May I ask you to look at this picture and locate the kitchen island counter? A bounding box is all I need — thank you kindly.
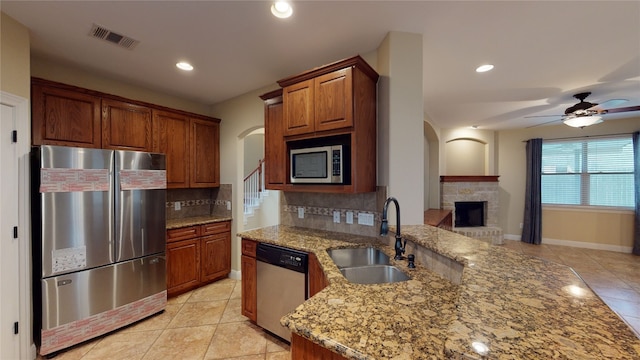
[237,225,640,359]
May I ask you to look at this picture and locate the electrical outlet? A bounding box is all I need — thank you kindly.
[346,211,354,224]
[298,207,304,219]
[358,212,374,226]
[174,202,181,211]
[333,211,340,223]
[519,223,523,229]
[226,201,231,210]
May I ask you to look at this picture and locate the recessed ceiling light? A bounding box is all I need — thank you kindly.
[176,62,194,71]
[271,1,293,18]
[475,64,494,73]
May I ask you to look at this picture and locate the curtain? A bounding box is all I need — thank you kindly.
[522,138,543,245]
[633,131,640,255]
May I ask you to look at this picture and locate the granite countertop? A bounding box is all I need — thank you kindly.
[237,225,640,359]
[166,215,233,229]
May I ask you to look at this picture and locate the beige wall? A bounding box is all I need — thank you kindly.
[210,83,279,272]
[30,56,211,116]
[377,32,424,225]
[497,117,639,251]
[1,12,30,97]
[445,139,486,175]
[441,127,497,175]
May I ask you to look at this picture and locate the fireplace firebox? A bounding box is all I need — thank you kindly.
[455,201,485,227]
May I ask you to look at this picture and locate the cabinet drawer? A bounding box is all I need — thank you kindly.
[242,239,257,257]
[201,221,231,235]
[167,226,201,242]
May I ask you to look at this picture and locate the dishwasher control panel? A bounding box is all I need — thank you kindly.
[256,243,308,273]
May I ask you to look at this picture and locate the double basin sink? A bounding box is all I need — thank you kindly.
[327,247,410,284]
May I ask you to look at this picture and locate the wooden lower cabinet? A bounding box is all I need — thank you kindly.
[308,253,328,297]
[291,334,348,360]
[167,221,231,297]
[241,239,258,322]
[201,233,231,282]
[166,239,200,295]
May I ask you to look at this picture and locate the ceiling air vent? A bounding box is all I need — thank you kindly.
[89,24,139,50]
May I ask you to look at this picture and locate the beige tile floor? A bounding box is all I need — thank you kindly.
[502,240,640,337]
[40,278,290,360]
[40,241,640,359]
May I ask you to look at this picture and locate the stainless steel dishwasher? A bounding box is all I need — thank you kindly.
[256,243,308,342]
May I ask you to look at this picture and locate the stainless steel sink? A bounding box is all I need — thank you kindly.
[327,247,390,268]
[339,265,410,284]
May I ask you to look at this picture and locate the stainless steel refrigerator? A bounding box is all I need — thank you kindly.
[31,145,167,356]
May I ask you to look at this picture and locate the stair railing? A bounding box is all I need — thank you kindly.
[243,159,265,214]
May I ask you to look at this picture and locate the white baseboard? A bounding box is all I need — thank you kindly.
[228,269,241,280]
[503,233,632,253]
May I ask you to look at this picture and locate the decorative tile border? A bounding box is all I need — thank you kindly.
[166,199,230,208]
[283,205,381,222]
[39,291,166,356]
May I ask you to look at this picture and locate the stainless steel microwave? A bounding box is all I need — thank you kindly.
[290,145,344,184]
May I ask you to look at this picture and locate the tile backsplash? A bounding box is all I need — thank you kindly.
[280,186,387,237]
[166,184,232,219]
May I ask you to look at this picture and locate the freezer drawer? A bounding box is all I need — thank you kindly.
[41,254,166,330]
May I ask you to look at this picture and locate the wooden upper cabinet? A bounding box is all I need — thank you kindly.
[283,79,314,136]
[272,55,379,193]
[314,68,353,132]
[282,68,353,136]
[32,80,102,148]
[190,118,220,188]
[102,99,152,151]
[279,57,373,138]
[260,89,286,190]
[152,110,190,188]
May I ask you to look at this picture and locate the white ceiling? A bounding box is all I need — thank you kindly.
[3,1,640,130]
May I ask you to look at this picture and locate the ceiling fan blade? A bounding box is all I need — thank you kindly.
[523,114,563,118]
[587,99,628,112]
[601,105,640,114]
[526,118,562,128]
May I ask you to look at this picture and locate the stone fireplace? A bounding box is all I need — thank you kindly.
[440,176,503,244]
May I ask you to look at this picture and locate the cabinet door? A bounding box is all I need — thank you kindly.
[264,97,286,189]
[314,67,353,132]
[167,239,200,297]
[190,118,220,187]
[153,110,190,188]
[283,79,314,136]
[241,254,257,322]
[200,232,231,283]
[31,83,102,148]
[308,253,328,297]
[102,99,152,151]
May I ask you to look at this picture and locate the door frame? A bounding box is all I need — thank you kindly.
[1,91,33,358]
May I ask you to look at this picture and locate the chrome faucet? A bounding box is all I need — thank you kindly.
[380,197,406,260]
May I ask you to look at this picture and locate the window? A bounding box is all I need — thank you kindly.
[541,135,634,208]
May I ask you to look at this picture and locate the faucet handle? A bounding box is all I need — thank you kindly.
[407,254,416,268]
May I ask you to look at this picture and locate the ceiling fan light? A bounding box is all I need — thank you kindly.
[562,115,603,128]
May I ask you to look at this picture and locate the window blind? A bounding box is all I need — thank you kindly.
[541,135,634,208]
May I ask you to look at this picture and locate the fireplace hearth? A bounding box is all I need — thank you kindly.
[455,201,485,227]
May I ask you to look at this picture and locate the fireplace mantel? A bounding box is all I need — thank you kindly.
[440,176,499,183]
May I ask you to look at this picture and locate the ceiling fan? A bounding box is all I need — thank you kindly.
[526,92,640,128]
